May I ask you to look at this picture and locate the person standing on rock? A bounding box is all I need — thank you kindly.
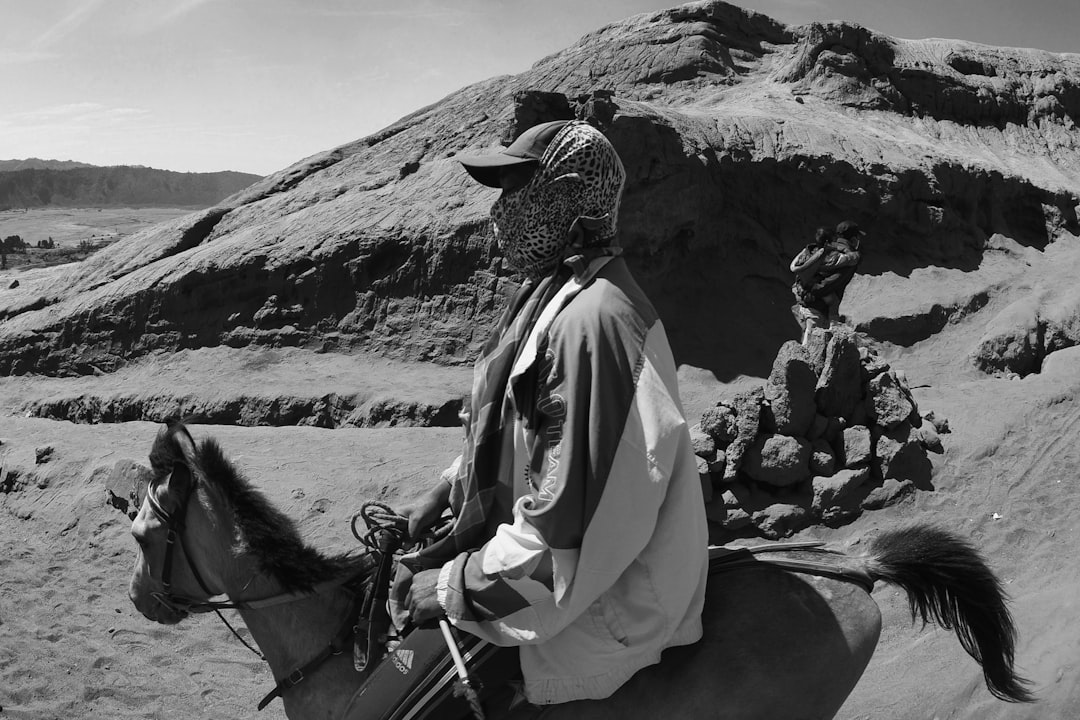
[389,119,708,713]
[790,220,865,343]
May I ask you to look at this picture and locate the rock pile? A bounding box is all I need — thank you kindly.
[693,328,948,540]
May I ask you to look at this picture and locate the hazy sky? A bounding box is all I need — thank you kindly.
[1,0,1075,175]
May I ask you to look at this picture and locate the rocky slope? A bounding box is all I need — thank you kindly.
[0,0,1077,382]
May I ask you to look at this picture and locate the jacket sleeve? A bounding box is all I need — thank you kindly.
[789,245,823,274]
[436,313,678,646]
[820,249,860,270]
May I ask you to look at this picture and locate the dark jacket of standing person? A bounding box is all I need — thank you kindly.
[791,221,864,314]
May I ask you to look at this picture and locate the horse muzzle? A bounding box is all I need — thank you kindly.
[153,591,200,622]
[128,587,191,624]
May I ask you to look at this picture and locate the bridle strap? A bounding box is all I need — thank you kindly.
[256,596,361,711]
[148,462,221,609]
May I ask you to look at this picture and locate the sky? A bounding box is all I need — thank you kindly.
[0,0,1076,176]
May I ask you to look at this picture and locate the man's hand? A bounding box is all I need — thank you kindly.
[397,467,454,540]
[404,568,443,625]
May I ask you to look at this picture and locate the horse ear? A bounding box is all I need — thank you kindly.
[165,423,198,496]
[168,458,194,497]
[173,425,198,463]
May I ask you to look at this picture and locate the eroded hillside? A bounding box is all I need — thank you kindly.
[0,0,1077,384]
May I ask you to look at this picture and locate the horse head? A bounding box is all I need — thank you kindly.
[128,422,230,624]
[129,421,376,625]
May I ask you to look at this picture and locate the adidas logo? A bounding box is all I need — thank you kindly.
[392,648,414,675]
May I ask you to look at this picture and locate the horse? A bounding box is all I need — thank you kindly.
[128,422,1034,719]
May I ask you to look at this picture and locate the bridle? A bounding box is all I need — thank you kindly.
[140,456,372,711]
[145,460,229,615]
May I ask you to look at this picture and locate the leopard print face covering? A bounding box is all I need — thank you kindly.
[491,121,626,279]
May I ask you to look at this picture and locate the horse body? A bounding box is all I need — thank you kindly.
[129,423,1031,720]
[493,569,881,720]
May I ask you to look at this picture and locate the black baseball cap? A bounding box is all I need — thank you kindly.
[836,220,865,238]
[456,120,571,188]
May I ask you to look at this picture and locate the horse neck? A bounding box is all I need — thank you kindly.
[238,585,361,719]
[188,490,363,718]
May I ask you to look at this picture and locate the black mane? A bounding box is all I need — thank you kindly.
[151,423,368,592]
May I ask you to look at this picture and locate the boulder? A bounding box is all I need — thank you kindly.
[866,370,916,430]
[861,352,890,382]
[874,422,932,485]
[763,341,818,436]
[690,426,717,459]
[718,482,751,507]
[969,295,1043,376]
[720,506,752,532]
[742,434,811,487]
[861,477,915,510]
[752,503,812,539]
[809,439,837,476]
[1,466,25,494]
[105,459,153,519]
[35,446,54,464]
[709,484,753,530]
[696,456,712,476]
[923,410,951,434]
[722,386,764,481]
[815,332,863,420]
[841,425,873,468]
[803,330,830,377]
[915,424,944,454]
[812,466,870,523]
[972,284,1080,377]
[700,404,738,446]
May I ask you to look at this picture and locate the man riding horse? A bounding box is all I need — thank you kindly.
[127,122,1034,720]
[389,119,710,713]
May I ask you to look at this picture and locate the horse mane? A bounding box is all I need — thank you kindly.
[151,422,367,593]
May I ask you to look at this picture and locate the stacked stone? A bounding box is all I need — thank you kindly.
[693,328,949,540]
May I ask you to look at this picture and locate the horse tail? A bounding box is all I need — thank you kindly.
[865,524,1034,703]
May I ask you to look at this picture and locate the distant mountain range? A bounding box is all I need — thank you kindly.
[0,159,263,208]
[0,158,96,171]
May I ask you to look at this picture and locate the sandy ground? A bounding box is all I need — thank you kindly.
[2,279,1080,719]
[0,207,193,248]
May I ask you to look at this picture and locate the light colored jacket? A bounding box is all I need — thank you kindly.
[436,256,708,704]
